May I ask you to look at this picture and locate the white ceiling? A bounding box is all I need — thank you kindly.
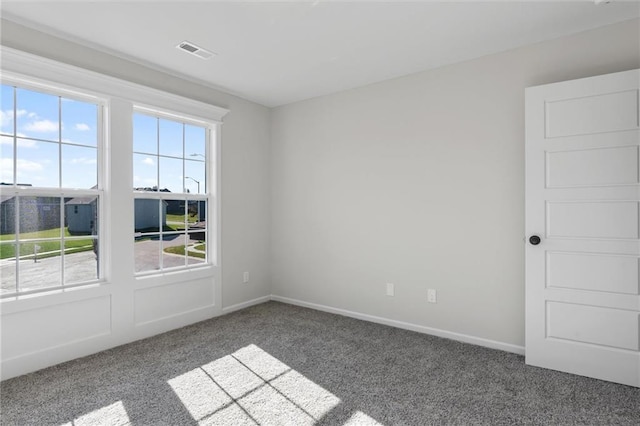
[1,1,639,107]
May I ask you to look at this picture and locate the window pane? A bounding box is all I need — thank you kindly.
[133,153,158,190]
[133,111,211,275]
[134,198,162,233]
[64,238,98,284]
[1,85,14,136]
[159,156,183,193]
[162,232,186,269]
[135,235,160,273]
[187,232,206,265]
[0,135,14,184]
[0,240,17,262]
[184,160,205,194]
[18,197,61,239]
[17,139,59,187]
[0,197,16,236]
[16,88,59,142]
[159,118,183,158]
[188,200,206,225]
[185,124,205,159]
[166,198,187,231]
[65,196,98,236]
[0,84,15,183]
[133,113,157,155]
[19,240,62,292]
[0,243,16,294]
[61,98,97,146]
[62,145,97,189]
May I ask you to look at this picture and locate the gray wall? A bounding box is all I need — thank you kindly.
[0,19,271,309]
[270,19,640,347]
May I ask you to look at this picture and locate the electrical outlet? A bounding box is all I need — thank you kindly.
[386,283,395,296]
[243,271,250,283]
[427,289,437,303]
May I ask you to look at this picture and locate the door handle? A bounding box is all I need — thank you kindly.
[529,235,541,245]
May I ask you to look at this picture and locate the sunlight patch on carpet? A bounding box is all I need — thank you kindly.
[344,410,385,425]
[168,344,342,425]
[59,401,130,426]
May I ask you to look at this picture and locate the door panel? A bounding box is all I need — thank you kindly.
[547,302,639,351]
[526,69,640,387]
[545,89,638,138]
[546,146,638,188]
[547,252,639,294]
[546,201,639,240]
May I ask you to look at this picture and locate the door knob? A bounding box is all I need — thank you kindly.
[529,235,541,245]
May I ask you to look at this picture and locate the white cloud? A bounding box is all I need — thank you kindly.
[0,158,13,181]
[69,157,97,165]
[1,158,44,182]
[0,136,38,149]
[133,175,157,186]
[17,139,36,148]
[142,157,154,165]
[23,119,59,133]
[1,110,35,129]
[0,110,12,128]
[75,123,90,131]
[16,158,43,172]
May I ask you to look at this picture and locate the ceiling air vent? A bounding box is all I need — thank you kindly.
[176,41,216,60]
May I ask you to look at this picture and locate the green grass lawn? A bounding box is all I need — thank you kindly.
[163,244,206,259]
[134,224,182,237]
[166,213,198,224]
[0,227,94,260]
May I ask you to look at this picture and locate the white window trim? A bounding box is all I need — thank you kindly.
[0,47,228,123]
[0,46,228,301]
[0,78,106,298]
[132,107,214,276]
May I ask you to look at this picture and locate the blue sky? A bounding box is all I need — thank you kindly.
[1,84,206,194]
[133,113,206,194]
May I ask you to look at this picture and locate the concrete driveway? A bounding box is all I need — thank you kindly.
[134,233,205,273]
[1,235,205,295]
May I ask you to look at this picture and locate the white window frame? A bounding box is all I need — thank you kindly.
[132,106,214,275]
[0,76,106,298]
[0,46,227,301]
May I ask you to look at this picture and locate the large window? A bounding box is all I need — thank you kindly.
[133,111,210,274]
[0,83,102,297]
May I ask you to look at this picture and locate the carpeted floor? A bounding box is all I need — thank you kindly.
[1,301,639,425]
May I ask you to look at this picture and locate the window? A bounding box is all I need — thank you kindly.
[0,83,102,297]
[132,111,210,274]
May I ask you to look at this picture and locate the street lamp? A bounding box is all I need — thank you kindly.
[185,176,201,224]
[185,176,200,194]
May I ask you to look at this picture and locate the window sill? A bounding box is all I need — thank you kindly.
[134,264,216,290]
[0,281,111,315]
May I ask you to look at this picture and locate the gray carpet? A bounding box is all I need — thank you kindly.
[1,301,639,425]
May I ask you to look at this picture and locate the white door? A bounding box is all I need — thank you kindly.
[525,69,640,387]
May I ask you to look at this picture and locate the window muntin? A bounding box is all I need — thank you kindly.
[0,83,102,297]
[133,112,209,274]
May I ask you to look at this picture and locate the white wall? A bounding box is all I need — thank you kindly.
[1,19,271,379]
[270,19,640,349]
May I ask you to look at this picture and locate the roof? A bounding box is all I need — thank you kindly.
[66,196,98,205]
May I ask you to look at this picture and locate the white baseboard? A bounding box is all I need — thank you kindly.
[270,295,525,355]
[222,295,271,315]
